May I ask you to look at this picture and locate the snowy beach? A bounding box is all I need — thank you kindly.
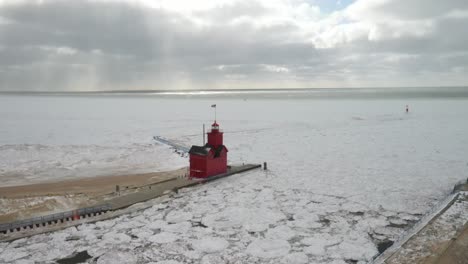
[1,89,468,263]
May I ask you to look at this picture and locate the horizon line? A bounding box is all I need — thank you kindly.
[1,85,468,94]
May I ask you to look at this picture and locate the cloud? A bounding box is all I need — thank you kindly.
[347,0,468,20]
[0,0,467,91]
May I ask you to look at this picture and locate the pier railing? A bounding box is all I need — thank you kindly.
[0,203,112,234]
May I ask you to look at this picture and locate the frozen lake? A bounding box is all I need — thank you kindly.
[1,89,468,263]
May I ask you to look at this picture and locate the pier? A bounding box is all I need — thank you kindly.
[153,136,190,153]
[373,181,468,264]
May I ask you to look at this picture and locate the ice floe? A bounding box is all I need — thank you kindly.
[149,232,179,244]
[191,237,229,253]
[246,239,291,258]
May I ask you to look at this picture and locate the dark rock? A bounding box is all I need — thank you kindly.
[350,211,364,216]
[56,251,92,264]
[318,216,331,226]
[65,235,80,241]
[388,222,408,228]
[191,221,208,228]
[377,240,394,254]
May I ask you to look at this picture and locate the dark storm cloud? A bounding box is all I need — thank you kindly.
[0,1,164,57]
[0,0,467,90]
[0,1,301,62]
[0,0,321,90]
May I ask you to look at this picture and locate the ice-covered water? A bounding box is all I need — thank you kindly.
[1,90,468,263]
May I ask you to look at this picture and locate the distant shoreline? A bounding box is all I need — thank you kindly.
[2,86,468,99]
[1,86,468,95]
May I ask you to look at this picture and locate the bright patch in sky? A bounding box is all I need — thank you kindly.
[312,0,355,12]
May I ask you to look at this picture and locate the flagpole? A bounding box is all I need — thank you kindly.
[211,104,217,122]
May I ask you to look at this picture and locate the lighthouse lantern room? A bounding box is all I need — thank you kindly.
[189,121,228,178]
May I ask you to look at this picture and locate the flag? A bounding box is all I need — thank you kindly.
[211,104,216,108]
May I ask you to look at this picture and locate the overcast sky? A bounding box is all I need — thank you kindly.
[0,0,467,91]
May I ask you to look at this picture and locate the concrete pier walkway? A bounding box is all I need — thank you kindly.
[107,164,261,210]
[374,182,468,264]
[435,222,468,264]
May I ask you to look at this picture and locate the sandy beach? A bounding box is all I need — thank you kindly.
[0,167,187,222]
[0,167,187,198]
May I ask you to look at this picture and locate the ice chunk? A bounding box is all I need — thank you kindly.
[165,211,193,223]
[200,254,225,264]
[0,248,29,262]
[202,206,285,230]
[97,251,137,264]
[282,252,308,264]
[301,233,341,247]
[149,232,178,244]
[327,237,378,261]
[147,220,168,231]
[101,232,132,244]
[163,222,192,234]
[192,237,229,253]
[304,244,326,255]
[149,261,182,264]
[265,225,296,240]
[246,239,291,258]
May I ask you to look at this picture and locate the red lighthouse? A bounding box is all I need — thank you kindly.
[189,121,228,178]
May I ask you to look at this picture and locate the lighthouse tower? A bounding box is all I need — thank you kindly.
[188,121,228,178]
[207,121,223,147]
